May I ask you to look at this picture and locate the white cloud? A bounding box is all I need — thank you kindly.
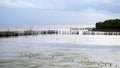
[0,0,119,25]
[97,0,120,6]
[35,8,115,24]
[0,0,120,11]
[36,0,67,9]
[0,0,36,8]
[79,9,114,23]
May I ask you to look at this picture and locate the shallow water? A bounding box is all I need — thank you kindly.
[0,34,120,68]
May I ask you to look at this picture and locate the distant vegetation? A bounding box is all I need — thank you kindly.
[96,19,120,29]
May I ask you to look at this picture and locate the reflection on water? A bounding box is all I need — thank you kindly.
[0,35,120,68]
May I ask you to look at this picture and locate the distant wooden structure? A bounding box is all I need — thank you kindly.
[1,27,120,38]
[82,31,120,35]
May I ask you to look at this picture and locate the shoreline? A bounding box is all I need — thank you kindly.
[1,28,120,38]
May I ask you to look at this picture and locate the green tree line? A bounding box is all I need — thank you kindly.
[96,19,120,29]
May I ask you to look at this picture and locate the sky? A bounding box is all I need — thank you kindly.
[0,0,120,25]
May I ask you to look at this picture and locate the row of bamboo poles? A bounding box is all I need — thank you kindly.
[83,31,120,35]
[0,27,120,37]
[0,30,79,37]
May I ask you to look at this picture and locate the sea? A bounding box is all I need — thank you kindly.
[0,25,120,68]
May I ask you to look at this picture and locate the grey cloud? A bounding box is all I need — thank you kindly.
[0,0,120,13]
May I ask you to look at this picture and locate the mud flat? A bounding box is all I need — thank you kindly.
[0,48,120,68]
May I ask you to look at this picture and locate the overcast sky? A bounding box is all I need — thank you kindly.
[0,0,120,25]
